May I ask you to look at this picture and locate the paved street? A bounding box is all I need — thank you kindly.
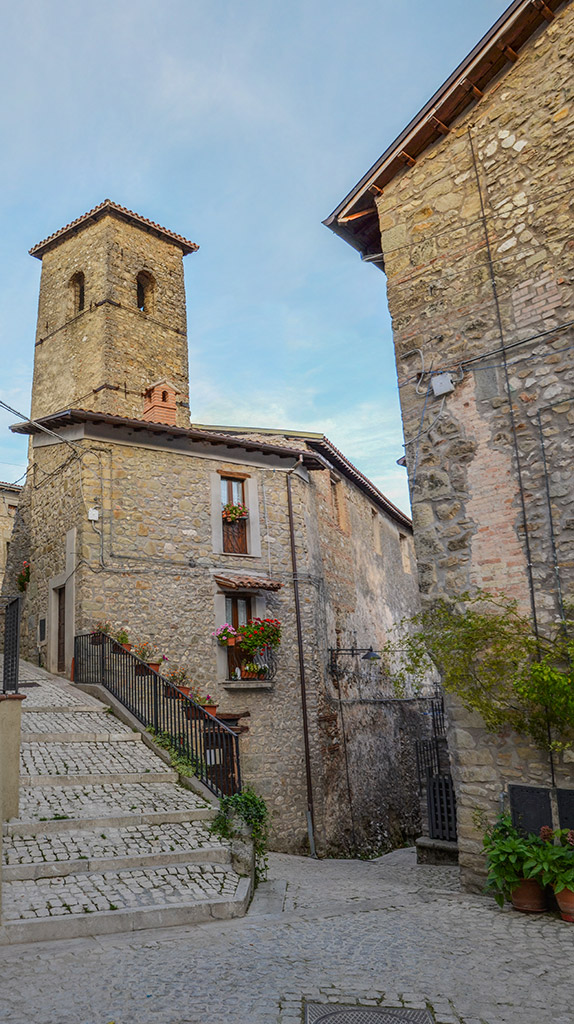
[1,847,572,1024]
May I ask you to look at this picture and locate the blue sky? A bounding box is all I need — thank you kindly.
[0,0,506,512]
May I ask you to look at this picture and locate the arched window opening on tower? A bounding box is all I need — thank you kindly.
[71,271,85,314]
[162,391,168,403]
[136,271,154,313]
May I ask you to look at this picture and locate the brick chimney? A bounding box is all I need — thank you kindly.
[143,380,178,426]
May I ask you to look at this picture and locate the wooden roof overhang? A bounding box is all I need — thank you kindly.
[213,574,283,591]
[323,0,570,265]
[30,200,199,259]
[10,409,325,469]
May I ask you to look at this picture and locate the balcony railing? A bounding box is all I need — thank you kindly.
[74,632,241,797]
[226,643,278,682]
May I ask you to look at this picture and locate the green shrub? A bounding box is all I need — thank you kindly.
[210,786,270,884]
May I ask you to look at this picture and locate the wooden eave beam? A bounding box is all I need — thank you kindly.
[532,0,555,21]
[429,115,451,135]
[497,40,519,61]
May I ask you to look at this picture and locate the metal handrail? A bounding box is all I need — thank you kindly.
[74,632,241,797]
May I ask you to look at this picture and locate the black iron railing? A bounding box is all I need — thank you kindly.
[226,643,277,682]
[74,632,241,797]
[431,696,446,737]
[3,596,22,693]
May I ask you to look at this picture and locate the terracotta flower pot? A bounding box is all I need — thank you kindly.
[185,703,217,720]
[510,879,547,913]
[90,634,103,646]
[555,887,574,922]
[147,661,160,673]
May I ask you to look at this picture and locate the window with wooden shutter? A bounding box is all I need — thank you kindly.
[221,477,248,554]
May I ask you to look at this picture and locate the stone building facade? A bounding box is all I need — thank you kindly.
[0,483,21,594]
[325,0,574,886]
[3,201,429,856]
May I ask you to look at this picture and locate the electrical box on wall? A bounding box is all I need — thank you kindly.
[88,508,100,522]
[431,372,455,397]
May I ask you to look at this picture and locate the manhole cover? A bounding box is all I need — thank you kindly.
[305,1006,432,1024]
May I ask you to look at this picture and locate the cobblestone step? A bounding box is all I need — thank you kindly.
[5,781,215,833]
[21,710,141,743]
[3,821,231,879]
[20,739,168,776]
[0,864,251,944]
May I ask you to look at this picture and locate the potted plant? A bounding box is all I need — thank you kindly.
[525,826,574,922]
[164,667,193,698]
[222,502,249,523]
[482,814,547,913]
[211,623,238,646]
[133,640,167,673]
[17,560,30,592]
[113,627,131,653]
[184,688,218,718]
[90,620,112,645]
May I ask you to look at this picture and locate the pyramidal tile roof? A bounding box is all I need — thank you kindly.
[29,200,199,259]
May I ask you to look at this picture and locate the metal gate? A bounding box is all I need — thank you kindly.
[2,596,22,693]
[416,695,457,842]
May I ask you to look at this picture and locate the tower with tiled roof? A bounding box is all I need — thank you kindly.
[29,200,198,428]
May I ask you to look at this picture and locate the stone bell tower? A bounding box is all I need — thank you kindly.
[29,200,198,428]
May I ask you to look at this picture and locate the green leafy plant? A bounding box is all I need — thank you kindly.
[114,627,130,645]
[17,560,30,592]
[237,618,281,658]
[210,786,270,884]
[524,826,574,895]
[146,727,204,777]
[382,591,574,751]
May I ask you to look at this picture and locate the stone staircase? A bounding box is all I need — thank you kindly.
[0,664,251,944]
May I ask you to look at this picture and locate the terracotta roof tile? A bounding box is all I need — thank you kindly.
[30,200,199,258]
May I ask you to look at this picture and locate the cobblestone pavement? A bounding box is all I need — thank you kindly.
[3,821,228,867]
[16,781,210,823]
[3,863,241,920]
[0,848,572,1024]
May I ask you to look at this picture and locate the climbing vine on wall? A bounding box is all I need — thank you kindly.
[383,591,574,752]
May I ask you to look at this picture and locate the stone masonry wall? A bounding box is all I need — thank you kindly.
[374,4,574,887]
[32,215,191,426]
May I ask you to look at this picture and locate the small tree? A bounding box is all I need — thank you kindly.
[383,591,574,752]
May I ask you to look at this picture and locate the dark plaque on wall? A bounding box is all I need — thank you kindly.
[508,785,552,834]
[557,789,574,830]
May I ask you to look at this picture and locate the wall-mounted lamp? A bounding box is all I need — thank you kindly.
[329,646,382,673]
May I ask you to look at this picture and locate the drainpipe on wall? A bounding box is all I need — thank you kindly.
[286,457,317,857]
